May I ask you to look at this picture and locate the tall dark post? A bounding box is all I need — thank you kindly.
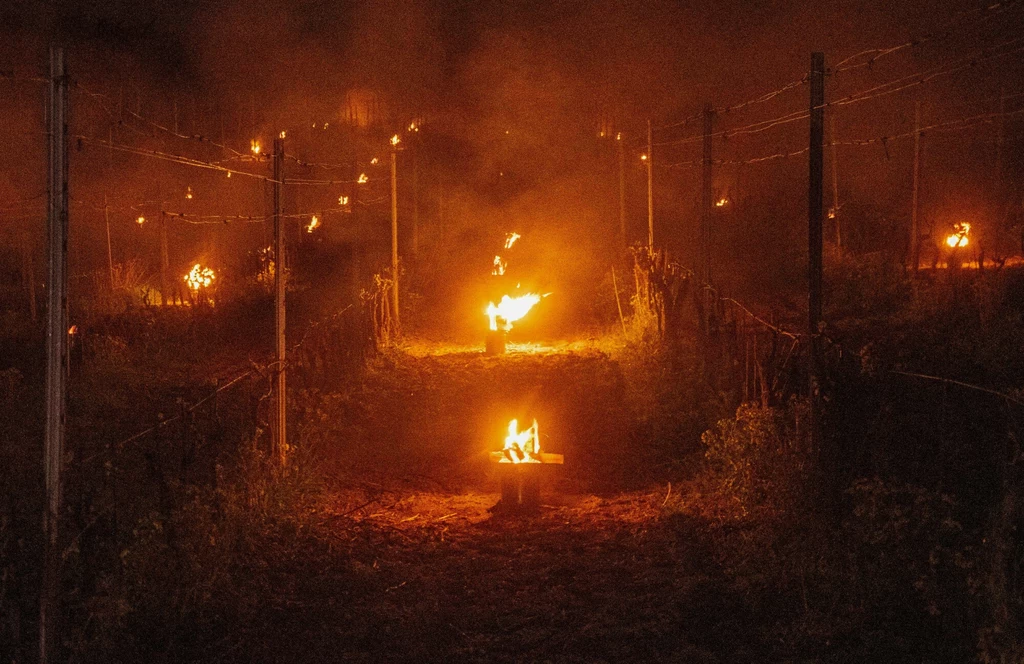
[911,101,921,273]
[272,136,287,470]
[41,44,69,664]
[701,103,714,285]
[808,52,825,464]
[617,132,626,246]
[391,138,401,332]
[646,119,654,250]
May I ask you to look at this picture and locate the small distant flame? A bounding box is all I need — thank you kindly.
[279,131,286,139]
[486,293,543,332]
[250,139,261,156]
[828,207,836,219]
[492,255,507,276]
[306,215,320,233]
[338,195,349,206]
[68,325,77,335]
[390,134,400,147]
[370,157,379,165]
[504,232,521,250]
[185,186,193,200]
[184,264,215,291]
[640,154,648,162]
[226,171,232,178]
[358,173,368,184]
[946,222,970,248]
[408,121,418,132]
[501,418,541,464]
[715,197,728,207]
[616,132,622,141]
[136,215,145,225]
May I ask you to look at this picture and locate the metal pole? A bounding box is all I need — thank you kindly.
[272,136,287,470]
[701,103,714,285]
[829,113,841,251]
[911,101,921,273]
[41,44,69,664]
[808,51,825,459]
[104,194,114,290]
[617,132,626,246]
[391,146,400,332]
[646,119,653,250]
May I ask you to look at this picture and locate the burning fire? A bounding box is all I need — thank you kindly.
[184,264,215,291]
[946,222,970,248]
[501,418,541,463]
[136,215,145,225]
[640,153,648,162]
[390,134,400,147]
[185,186,193,200]
[487,293,543,332]
[504,232,521,250]
[250,139,261,156]
[715,197,728,207]
[338,195,349,206]
[306,214,320,233]
[370,157,379,165]
[357,173,368,184]
[492,255,507,276]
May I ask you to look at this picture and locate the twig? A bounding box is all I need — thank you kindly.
[661,481,672,506]
[611,266,627,335]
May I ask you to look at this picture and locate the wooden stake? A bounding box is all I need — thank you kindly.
[273,136,287,470]
[41,44,69,664]
[646,119,654,250]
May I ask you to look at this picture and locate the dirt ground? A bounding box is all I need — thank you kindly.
[193,340,786,664]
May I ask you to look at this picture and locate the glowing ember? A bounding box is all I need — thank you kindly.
[640,153,648,161]
[338,195,349,205]
[184,264,215,291]
[279,131,286,139]
[486,293,543,332]
[68,325,77,335]
[250,139,261,156]
[136,215,145,225]
[390,134,400,147]
[504,232,521,250]
[370,157,378,165]
[306,215,320,233]
[408,121,419,132]
[185,186,193,200]
[501,418,541,463]
[492,255,507,276]
[358,173,368,184]
[715,197,728,207]
[946,222,970,248]
[616,132,622,141]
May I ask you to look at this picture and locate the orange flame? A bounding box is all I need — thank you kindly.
[136,215,145,225]
[504,232,521,250]
[486,293,543,332]
[358,173,368,184]
[501,418,540,463]
[492,255,507,276]
[306,215,320,233]
[946,222,970,248]
[184,264,215,291]
[250,139,261,156]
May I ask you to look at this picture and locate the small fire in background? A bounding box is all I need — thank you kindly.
[250,139,261,156]
[946,222,970,248]
[338,195,349,206]
[306,214,320,233]
[715,197,729,208]
[370,157,379,165]
[492,255,507,276]
[68,325,77,336]
[500,418,541,463]
[185,186,193,200]
[136,215,145,225]
[358,173,368,184]
[408,121,419,132]
[640,153,648,162]
[390,134,400,147]
[184,263,215,292]
[504,232,520,249]
[487,293,544,332]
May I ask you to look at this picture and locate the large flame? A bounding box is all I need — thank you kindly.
[184,264,215,291]
[502,418,540,463]
[946,222,970,248]
[492,255,507,276]
[487,293,542,332]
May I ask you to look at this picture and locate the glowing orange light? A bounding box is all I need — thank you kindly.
[640,154,648,162]
[408,121,418,132]
[486,293,544,332]
[370,157,379,165]
[68,325,78,335]
[184,264,215,291]
[136,215,145,225]
[500,418,541,463]
[279,131,286,139]
[306,215,320,233]
[357,173,368,184]
[946,222,971,248]
[715,197,728,207]
[390,134,400,147]
[338,195,349,206]
[616,132,622,141]
[250,139,261,156]
[504,232,521,250]
[185,186,193,200]
[492,255,507,276]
